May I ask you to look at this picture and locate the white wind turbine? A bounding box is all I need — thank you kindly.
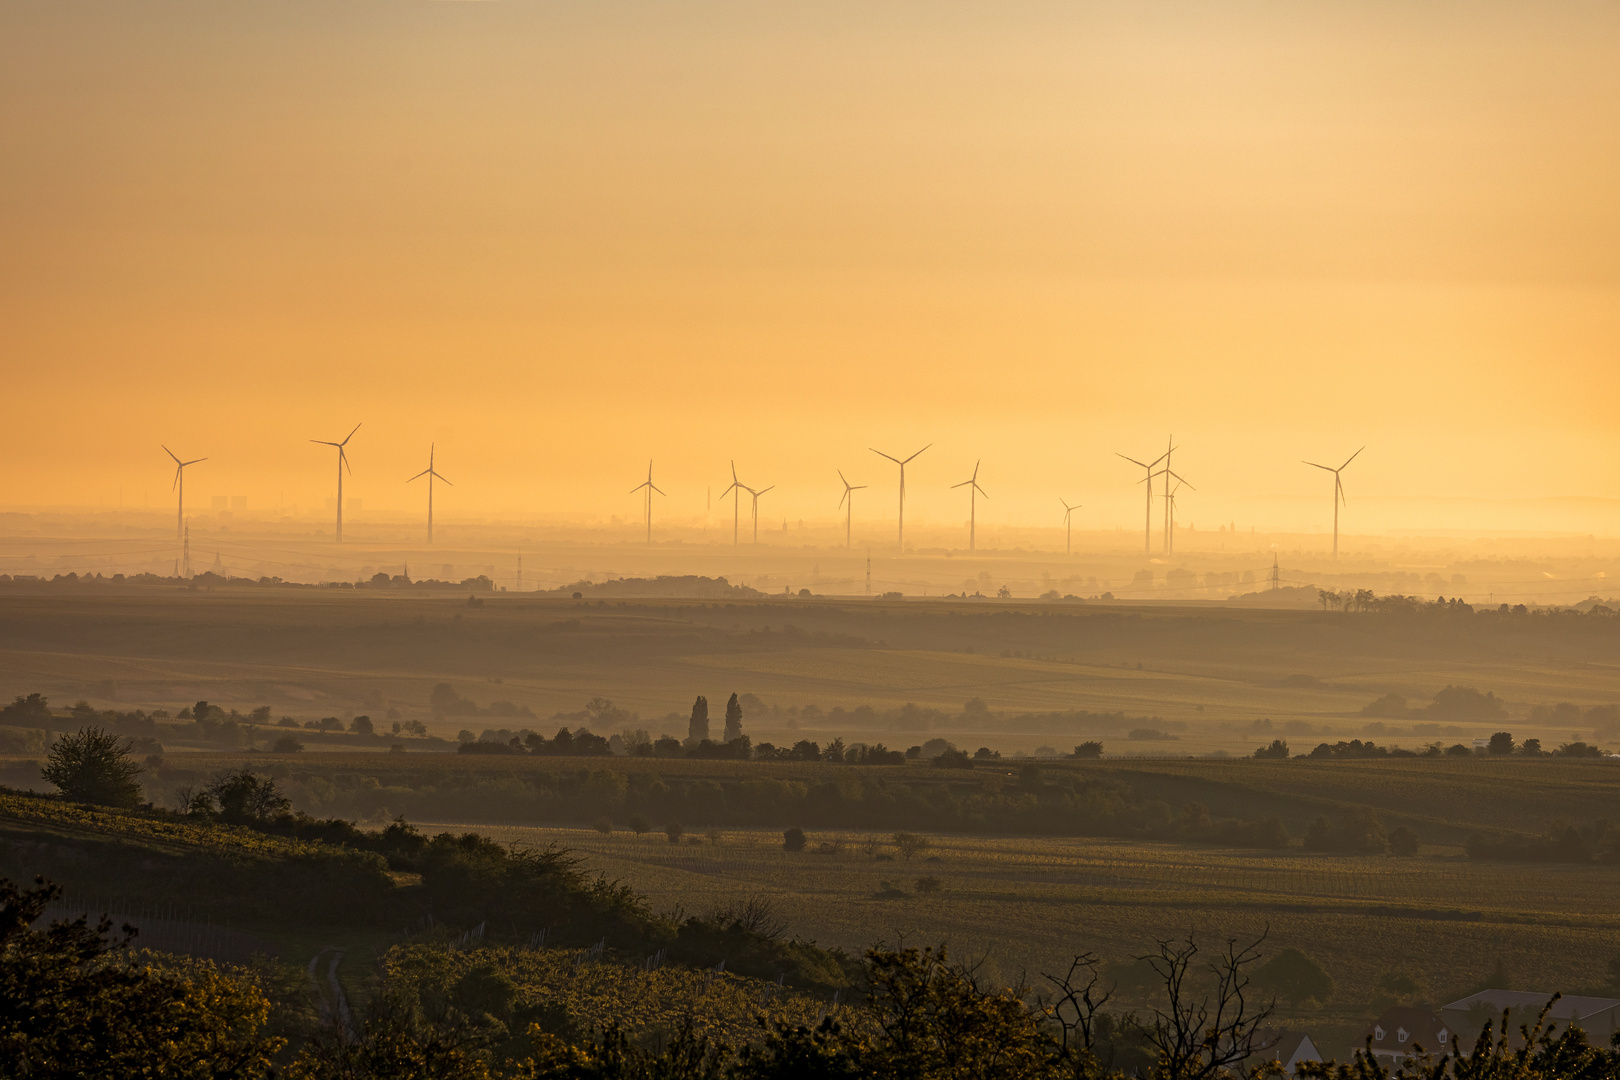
[1303,446,1364,557]
[629,460,666,545]
[162,446,206,541]
[407,444,452,544]
[837,469,867,548]
[870,444,929,550]
[720,462,747,546]
[310,423,360,543]
[951,460,988,552]
[1116,446,1170,555]
[1059,498,1081,556]
[748,484,774,544]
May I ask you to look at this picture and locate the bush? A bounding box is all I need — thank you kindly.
[783,827,806,851]
[41,727,143,808]
[1073,741,1104,758]
[1389,825,1420,856]
[273,735,304,753]
[1250,946,1334,1006]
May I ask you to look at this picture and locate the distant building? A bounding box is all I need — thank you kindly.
[1441,991,1620,1051]
[1360,1006,1453,1071]
[1250,1029,1321,1076]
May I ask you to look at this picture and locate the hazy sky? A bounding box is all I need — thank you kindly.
[3,1,1618,534]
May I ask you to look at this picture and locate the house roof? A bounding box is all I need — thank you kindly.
[1364,1006,1451,1054]
[1443,991,1620,1021]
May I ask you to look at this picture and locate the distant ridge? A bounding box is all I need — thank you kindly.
[541,575,764,599]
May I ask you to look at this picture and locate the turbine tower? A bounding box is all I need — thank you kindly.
[1303,446,1364,558]
[837,469,867,549]
[951,460,988,552]
[720,462,747,546]
[629,460,666,545]
[162,446,206,541]
[870,444,929,550]
[1116,446,1170,555]
[748,485,774,544]
[407,444,452,545]
[310,423,360,543]
[1165,478,1188,554]
[1059,498,1081,556]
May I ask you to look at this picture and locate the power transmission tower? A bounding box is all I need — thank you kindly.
[1269,553,1280,591]
[865,550,871,595]
[182,521,192,578]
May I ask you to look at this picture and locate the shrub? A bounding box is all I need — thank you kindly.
[1389,825,1420,856]
[1073,741,1104,759]
[783,827,806,851]
[665,822,684,844]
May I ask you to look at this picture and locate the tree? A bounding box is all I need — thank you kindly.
[1488,731,1515,755]
[593,817,613,835]
[1253,739,1290,760]
[351,715,374,737]
[1138,933,1277,1080]
[1250,946,1334,1006]
[893,832,930,860]
[783,827,806,851]
[724,692,744,743]
[627,814,650,836]
[41,727,143,808]
[687,696,709,747]
[1389,825,1420,856]
[201,770,291,823]
[272,735,304,753]
[1074,741,1104,759]
[665,822,684,845]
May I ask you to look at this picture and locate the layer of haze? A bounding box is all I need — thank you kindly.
[3,0,1618,536]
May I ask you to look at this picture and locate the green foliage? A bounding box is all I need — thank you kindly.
[41,726,143,807]
[0,875,282,1077]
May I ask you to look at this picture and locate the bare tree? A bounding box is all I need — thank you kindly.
[893,832,930,860]
[1040,951,1114,1059]
[1139,932,1276,1080]
[706,891,788,940]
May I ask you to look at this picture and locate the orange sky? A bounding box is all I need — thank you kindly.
[2,0,1618,535]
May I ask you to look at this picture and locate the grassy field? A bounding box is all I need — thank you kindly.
[427,822,1620,1055]
[0,586,1616,757]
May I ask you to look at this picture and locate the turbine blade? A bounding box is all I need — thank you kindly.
[1116,454,1148,468]
[182,457,207,467]
[975,483,988,498]
[839,490,848,508]
[852,485,867,491]
[651,484,665,496]
[757,486,774,496]
[1303,461,1334,472]
[437,473,452,486]
[409,468,431,482]
[1340,446,1365,470]
[311,440,338,447]
[952,479,971,488]
[901,444,931,464]
[171,466,181,491]
[870,448,901,464]
[340,422,362,445]
[340,448,352,474]
[162,445,180,464]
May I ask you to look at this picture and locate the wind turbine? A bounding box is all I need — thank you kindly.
[1303,446,1364,558]
[837,470,867,548]
[870,444,929,550]
[720,462,747,546]
[951,460,988,552]
[162,446,206,541]
[1059,498,1081,556]
[629,460,665,545]
[748,485,774,544]
[1116,446,1170,555]
[310,423,360,543]
[407,444,452,544]
[1165,478,1188,554]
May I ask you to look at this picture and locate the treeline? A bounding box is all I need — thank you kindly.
[1467,820,1620,864]
[0,570,498,590]
[0,693,448,753]
[1253,733,1610,760]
